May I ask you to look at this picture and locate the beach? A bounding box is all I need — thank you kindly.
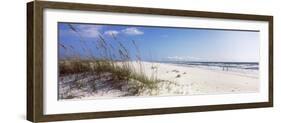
[58,23,260,100]
[59,61,259,100]
[131,61,259,96]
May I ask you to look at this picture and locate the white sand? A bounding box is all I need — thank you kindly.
[130,61,259,96]
[59,61,259,100]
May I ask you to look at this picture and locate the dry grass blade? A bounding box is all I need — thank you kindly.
[59,23,161,99]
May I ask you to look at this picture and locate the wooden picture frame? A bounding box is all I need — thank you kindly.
[27,1,273,122]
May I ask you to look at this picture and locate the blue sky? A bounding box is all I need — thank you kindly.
[58,22,260,62]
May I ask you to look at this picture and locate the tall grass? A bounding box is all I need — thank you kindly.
[59,24,160,97]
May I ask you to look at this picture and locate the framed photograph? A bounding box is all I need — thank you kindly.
[27,1,273,122]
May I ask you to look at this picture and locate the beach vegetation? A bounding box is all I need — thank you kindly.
[59,24,160,99]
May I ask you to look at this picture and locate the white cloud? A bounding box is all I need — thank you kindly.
[104,30,119,36]
[121,27,144,35]
[166,56,185,61]
[185,56,203,61]
[165,56,206,61]
[73,24,103,38]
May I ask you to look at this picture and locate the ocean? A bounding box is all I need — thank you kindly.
[158,61,259,77]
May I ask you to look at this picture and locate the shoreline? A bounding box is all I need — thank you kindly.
[150,61,259,78]
[59,61,260,100]
[129,61,259,95]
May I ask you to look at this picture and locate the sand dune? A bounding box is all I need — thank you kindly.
[59,61,259,100]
